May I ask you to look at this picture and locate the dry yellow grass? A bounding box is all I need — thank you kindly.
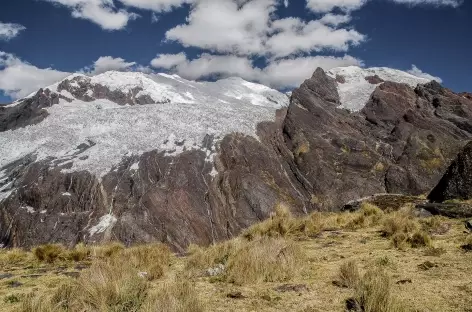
[352,267,407,312]
[2,205,472,312]
[338,260,360,288]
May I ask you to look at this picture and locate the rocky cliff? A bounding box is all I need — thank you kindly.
[1,67,471,251]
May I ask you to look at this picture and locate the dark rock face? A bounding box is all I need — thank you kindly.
[428,141,472,202]
[342,194,427,213]
[57,76,160,106]
[283,70,472,210]
[335,75,346,84]
[2,68,472,250]
[365,75,384,84]
[416,202,472,218]
[0,76,160,133]
[0,89,66,132]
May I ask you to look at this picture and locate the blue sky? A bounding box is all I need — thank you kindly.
[0,0,470,103]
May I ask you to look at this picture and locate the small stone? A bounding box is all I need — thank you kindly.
[137,272,148,279]
[466,220,472,231]
[62,272,80,278]
[274,284,309,293]
[74,264,90,271]
[418,261,438,271]
[206,263,225,277]
[8,281,23,288]
[332,280,348,288]
[0,273,13,280]
[396,279,412,285]
[461,243,472,252]
[345,298,360,311]
[226,291,245,299]
[21,274,42,279]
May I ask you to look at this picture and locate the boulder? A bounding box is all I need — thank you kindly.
[428,141,472,202]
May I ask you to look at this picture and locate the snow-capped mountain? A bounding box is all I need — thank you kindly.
[1,71,289,180]
[3,65,469,252]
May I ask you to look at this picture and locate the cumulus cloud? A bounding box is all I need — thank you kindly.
[84,56,137,74]
[165,0,364,58]
[118,0,194,12]
[150,52,187,68]
[306,0,367,13]
[150,52,362,88]
[41,0,138,30]
[319,14,352,26]
[0,22,26,41]
[407,65,443,83]
[266,17,364,58]
[166,0,275,55]
[390,0,462,7]
[0,52,70,99]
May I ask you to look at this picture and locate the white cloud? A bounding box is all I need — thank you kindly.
[390,0,462,7]
[118,0,194,12]
[407,65,442,83]
[0,22,26,41]
[266,17,364,58]
[306,0,367,13]
[150,52,362,88]
[41,0,138,30]
[85,56,137,74]
[166,0,275,55]
[319,14,352,26]
[0,52,70,99]
[150,52,187,68]
[165,0,364,58]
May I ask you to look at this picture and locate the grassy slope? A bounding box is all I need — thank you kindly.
[1,205,472,312]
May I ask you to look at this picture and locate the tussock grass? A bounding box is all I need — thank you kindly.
[64,243,91,262]
[352,268,407,312]
[186,240,237,273]
[242,203,312,240]
[0,248,30,265]
[187,236,304,285]
[20,244,171,312]
[338,260,360,288]
[242,203,362,240]
[420,216,450,235]
[75,259,149,311]
[225,237,304,285]
[380,207,432,249]
[341,263,408,312]
[143,279,205,312]
[92,242,125,259]
[409,231,432,248]
[122,243,172,281]
[32,244,66,263]
[381,210,419,238]
[347,203,384,229]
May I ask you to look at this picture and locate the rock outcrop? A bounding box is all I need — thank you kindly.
[1,67,472,251]
[428,141,472,202]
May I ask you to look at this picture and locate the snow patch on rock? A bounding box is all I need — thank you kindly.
[327,66,432,112]
[89,214,117,236]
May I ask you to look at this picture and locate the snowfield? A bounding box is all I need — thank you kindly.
[327,66,433,112]
[0,72,288,178]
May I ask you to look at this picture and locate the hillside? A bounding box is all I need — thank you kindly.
[1,202,472,312]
